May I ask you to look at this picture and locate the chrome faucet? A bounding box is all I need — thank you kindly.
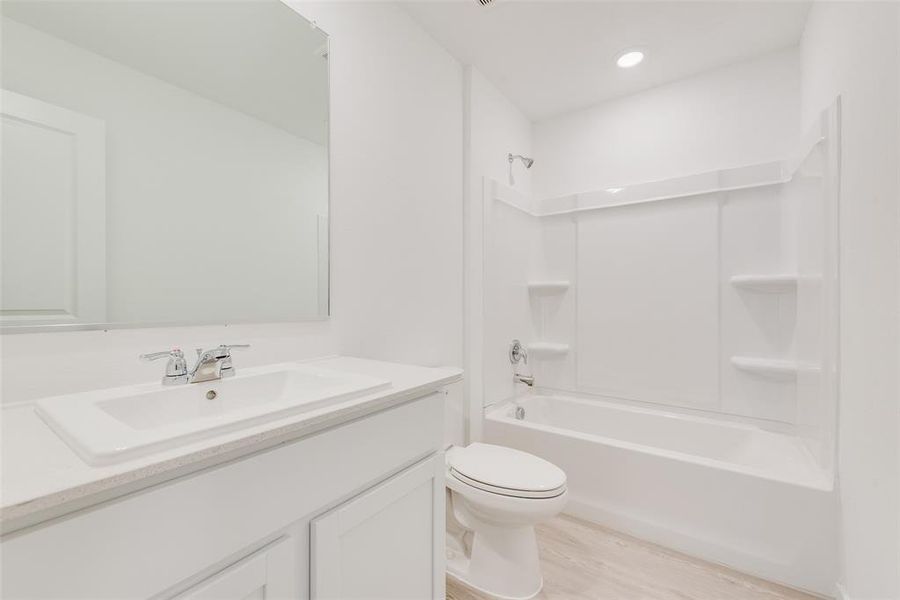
[189,344,250,383]
[141,344,250,385]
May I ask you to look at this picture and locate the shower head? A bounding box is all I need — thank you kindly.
[508,153,534,169]
[507,153,534,186]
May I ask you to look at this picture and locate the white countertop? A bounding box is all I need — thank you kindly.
[1,356,461,534]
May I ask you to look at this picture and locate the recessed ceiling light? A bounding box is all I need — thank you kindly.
[616,50,644,68]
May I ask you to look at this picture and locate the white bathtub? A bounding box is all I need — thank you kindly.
[485,394,837,596]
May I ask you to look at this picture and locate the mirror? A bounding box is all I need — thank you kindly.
[0,1,329,330]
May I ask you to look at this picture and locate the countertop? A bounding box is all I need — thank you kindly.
[0,356,462,535]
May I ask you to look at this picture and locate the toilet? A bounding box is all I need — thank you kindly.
[445,443,568,600]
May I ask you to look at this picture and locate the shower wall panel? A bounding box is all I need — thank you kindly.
[483,197,541,405]
[719,187,798,423]
[575,198,720,411]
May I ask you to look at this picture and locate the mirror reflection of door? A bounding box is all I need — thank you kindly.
[1,91,107,324]
[0,1,329,328]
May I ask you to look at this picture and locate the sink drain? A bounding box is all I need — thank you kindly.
[206,390,218,400]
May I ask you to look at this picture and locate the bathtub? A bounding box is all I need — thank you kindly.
[484,394,836,596]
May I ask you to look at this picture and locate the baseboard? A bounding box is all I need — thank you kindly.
[563,496,834,599]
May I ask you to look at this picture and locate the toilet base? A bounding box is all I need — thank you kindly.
[446,569,543,600]
[446,520,544,600]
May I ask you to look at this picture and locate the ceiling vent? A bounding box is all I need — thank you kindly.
[477,0,495,5]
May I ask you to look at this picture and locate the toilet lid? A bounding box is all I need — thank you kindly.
[448,443,566,499]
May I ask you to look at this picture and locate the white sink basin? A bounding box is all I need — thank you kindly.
[35,363,391,465]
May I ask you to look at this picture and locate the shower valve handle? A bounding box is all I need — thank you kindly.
[509,339,528,365]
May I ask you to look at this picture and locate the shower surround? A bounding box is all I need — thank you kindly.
[480,104,840,595]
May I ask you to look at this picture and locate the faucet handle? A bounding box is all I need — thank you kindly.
[193,344,250,363]
[140,349,188,384]
[206,344,251,358]
[509,339,528,365]
[140,348,185,362]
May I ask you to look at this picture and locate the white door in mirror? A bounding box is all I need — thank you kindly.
[34,364,391,466]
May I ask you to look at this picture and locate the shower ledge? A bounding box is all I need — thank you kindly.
[527,281,571,295]
[730,356,821,381]
[526,342,569,358]
[729,274,799,293]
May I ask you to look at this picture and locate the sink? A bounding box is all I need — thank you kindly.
[35,363,391,465]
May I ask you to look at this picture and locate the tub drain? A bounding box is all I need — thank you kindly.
[515,405,525,420]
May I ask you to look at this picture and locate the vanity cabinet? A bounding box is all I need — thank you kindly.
[311,454,444,599]
[1,392,447,600]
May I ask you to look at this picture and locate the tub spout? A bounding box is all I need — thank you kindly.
[514,373,535,387]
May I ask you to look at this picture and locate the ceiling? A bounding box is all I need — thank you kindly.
[401,1,811,121]
[1,1,329,145]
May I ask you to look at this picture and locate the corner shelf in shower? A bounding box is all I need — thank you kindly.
[730,356,820,381]
[527,281,571,295]
[729,274,799,293]
[526,342,570,358]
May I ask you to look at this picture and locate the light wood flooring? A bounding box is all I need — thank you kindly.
[446,515,819,600]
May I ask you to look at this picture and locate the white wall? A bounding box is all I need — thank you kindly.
[2,17,328,324]
[2,1,467,449]
[291,2,465,446]
[799,3,900,598]
[464,67,533,440]
[533,47,801,200]
[288,2,464,370]
[467,68,534,200]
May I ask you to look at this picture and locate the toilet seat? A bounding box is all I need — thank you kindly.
[450,470,566,499]
[447,443,567,499]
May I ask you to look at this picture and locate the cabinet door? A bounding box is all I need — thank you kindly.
[311,453,445,600]
[178,537,296,600]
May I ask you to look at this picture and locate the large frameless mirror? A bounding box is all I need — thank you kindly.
[0,0,329,331]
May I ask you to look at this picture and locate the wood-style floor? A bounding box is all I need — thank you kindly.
[446,515,818,600]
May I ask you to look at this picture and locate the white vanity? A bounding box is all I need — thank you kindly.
[1,357,460,599]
